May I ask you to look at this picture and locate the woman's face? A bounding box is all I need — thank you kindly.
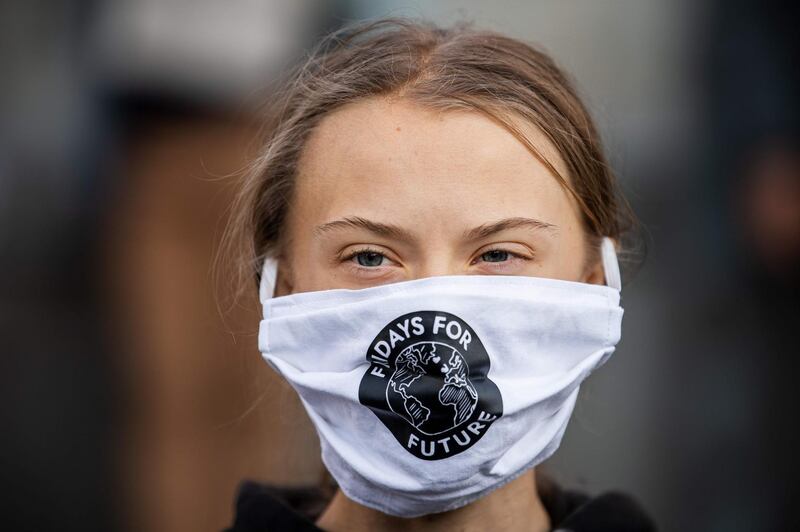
[279,97,604,295]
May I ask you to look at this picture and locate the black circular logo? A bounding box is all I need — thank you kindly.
[358,310,503,460]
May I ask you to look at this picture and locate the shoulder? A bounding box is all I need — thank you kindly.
[224,479,656,532]
[542,482,657,532]
[222,480,327,532]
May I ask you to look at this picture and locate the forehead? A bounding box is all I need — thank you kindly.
[292,97,578,231]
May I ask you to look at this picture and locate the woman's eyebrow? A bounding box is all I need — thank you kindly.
[462,217,558,241]
[314,216,557,242]
[314,216,416,242]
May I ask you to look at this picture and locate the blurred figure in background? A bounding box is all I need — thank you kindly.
[2,1,339,531]
[685,0,800,527]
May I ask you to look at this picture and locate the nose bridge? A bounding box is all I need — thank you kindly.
[404,217,469,279]
[410,242,463,280]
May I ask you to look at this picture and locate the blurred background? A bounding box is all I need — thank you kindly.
[1,1,798,531]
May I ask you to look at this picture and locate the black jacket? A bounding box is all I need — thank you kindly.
[224,479,656,532]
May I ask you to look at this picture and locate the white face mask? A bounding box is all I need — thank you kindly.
[257,237,624,517]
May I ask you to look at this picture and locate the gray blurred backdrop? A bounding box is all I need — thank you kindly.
[2,1,798,531]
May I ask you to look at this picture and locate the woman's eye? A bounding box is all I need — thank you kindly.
[354,251,386,267]
[479,249,511,263]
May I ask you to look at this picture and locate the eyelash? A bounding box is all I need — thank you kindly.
[340,246,532,268]
[341,247,388,267]
[474,247,533,266]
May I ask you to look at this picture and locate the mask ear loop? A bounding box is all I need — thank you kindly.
[601,236,622,290]
[259,256,279,303]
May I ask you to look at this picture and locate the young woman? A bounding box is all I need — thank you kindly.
[223,17,654,532]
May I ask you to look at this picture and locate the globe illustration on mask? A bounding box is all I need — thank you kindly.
[386,341,479,435]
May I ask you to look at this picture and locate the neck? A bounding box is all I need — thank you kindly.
[315,469,550,532]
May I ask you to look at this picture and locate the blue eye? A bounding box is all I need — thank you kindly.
[354,251,386,267]
[480,249,510,263]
